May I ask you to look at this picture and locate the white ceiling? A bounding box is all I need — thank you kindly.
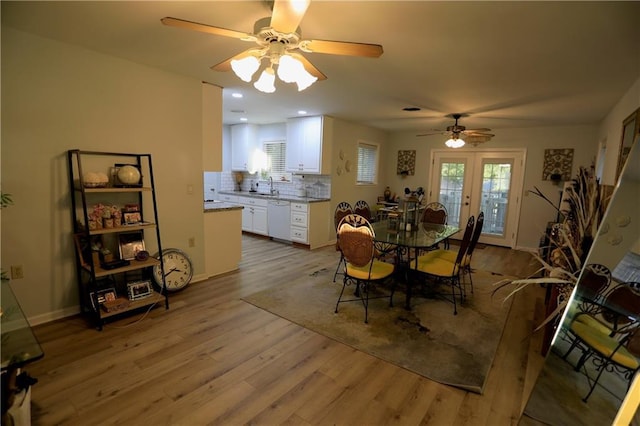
[3,1,639,134]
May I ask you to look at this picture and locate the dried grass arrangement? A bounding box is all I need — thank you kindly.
[494,166,611,330]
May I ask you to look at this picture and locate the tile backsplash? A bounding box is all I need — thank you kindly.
[220,171,331,199]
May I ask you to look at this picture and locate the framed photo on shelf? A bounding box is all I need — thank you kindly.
[123,212,142,224]
[127,280,153,301]
[118,231,145,260]
[89,287,117,311]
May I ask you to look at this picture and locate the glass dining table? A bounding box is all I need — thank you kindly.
[371,220,461,309]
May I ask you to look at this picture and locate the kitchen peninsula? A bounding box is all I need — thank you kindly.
[203,201,243,278]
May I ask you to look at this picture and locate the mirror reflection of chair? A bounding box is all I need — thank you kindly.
[333,202,353,282]
[335,214,396,323]
[562,284,640,401]
[565,264,611,321]
[354,200,373,222]
[413,215,475,315]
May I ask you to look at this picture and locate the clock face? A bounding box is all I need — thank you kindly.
[153,248,193,292]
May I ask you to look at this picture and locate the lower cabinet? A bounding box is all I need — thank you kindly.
[291,202,309,244]
[238,196,268,236]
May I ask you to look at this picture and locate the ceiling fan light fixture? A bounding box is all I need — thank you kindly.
[254,67,276,93]
[230,55,261,82]
[445,137,465,148]
[277,54,318,91]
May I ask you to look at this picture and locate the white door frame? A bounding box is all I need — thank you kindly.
[429,148,526,248]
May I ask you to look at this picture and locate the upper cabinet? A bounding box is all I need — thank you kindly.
[285,116,333,174]
[231,124,259,171]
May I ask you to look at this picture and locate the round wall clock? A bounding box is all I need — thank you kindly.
[153,248,193,292]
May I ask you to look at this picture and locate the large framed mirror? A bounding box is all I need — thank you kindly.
[616,107,640,182]
[520,136,640,425]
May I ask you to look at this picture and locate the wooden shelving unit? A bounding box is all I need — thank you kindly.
[67,149,169,329]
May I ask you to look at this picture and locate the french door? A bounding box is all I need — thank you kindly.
[428,149,525,248]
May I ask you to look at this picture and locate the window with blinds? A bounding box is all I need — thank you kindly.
[357,141,379,184]
[263,141,291,181]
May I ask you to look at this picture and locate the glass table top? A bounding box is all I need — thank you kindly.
[371,220,461,249]
[1,282,44,370]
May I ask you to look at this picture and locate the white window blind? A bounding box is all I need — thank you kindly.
[357,141,378,184]
[263,141,291,181]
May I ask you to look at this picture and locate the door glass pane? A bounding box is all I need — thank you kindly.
[481,162,512,236]
[438,162,465,227]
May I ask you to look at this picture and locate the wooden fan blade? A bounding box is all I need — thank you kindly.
[161,17,251,40]
[270,0,310,33]
[289,53,327,80]
[416,130,446,137]
[303,39,383,57]
[463,131,495,137]
[466,128,492,132]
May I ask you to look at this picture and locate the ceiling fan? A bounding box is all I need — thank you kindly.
[417,113,495,147]
[161,0,383,92]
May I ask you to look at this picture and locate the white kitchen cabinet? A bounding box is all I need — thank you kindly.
[231,124,259,171]
[285,116,332,174]
[238,196,268,235]
[218,194,239,204]
[290,202,309,243]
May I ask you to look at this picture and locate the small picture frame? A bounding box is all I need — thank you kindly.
[118,231,145,260]
[127,280,153,301]
[89,287,117,311]
[123,212,142,224]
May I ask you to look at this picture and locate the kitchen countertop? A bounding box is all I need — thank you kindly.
[218,190,330,204]
[204,201,244,212]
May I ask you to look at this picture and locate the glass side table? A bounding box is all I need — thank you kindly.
[2,281,44,425]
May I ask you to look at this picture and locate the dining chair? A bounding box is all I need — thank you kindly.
[333,202,353,282]
[421,202,449,249]
[416,212,484,297]
[563,283,640,359]
[562,290,640,402]
[354,199,373,222]
[565,263,611,321]
[335,214,396,323]
[413,215,475,315]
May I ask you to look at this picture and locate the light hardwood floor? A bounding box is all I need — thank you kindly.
[28,235,545,425]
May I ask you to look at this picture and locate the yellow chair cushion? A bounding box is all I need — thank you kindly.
[415,257,459,277]
[570,321,639,370]
[573,313,613,336]
[415,249,470,268]
[346,259,394,280]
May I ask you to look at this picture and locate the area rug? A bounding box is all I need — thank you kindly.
[243,267,513,394]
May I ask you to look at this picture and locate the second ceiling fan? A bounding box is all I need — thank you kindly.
[417,114,495,147]
[161,0,383,92]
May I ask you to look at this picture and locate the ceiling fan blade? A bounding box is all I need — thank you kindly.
[290,53,327,80]
[416,130,446,137]
[161,17,252,40]
[270,0,310,33]
[303,39,383,57]
[463,131,495,137]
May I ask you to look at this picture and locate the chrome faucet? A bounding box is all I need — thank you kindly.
[269,176,275,195]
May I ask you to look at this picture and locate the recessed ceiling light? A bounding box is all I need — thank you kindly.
[298,110,307,115]
[403,107,421,112]
[240,117,248,121]
[232,93,243,98]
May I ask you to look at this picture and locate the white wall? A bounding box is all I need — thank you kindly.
[598,76,640,185]
[1,28,212,323]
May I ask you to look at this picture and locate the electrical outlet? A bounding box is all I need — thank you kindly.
[11,265,24,280]
[188,237,195,247]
